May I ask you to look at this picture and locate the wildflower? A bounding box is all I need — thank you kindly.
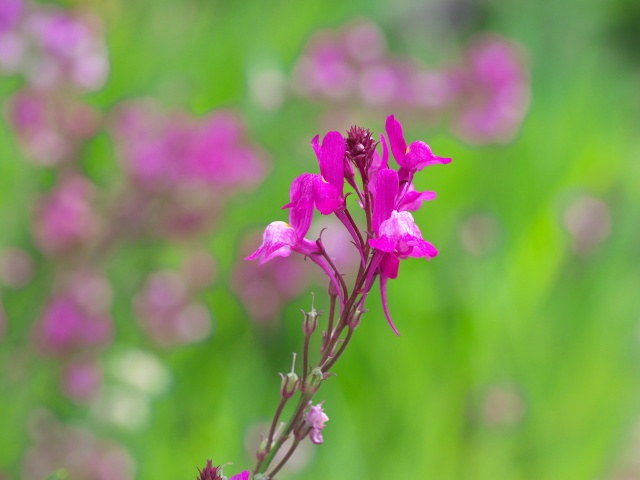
[246,171,345,302]
[385,114,451,182]
[305,403,329,445]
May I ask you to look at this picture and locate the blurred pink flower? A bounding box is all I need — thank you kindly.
[450,35,530,144]
[32,175,98,254]
[293,31,355,100]
[62,359,103,403]
[134,270,212,347]
[291,21,531,144]
[24,8,109,91]
[34,294,113,357]
[111,101,269,190]
[6,88,100,164]
[23,411,135,480]
[0,0,23,36]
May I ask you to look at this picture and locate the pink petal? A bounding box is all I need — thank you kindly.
[385,114,407,168]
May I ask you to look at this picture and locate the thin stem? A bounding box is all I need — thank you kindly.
[323,328,354,371]
[302,334,311,385]
[267,438,302,479]
[257,392,312,475]
[342,208,365,252]
[266,397,288,452]
[320,249,348,300]
[322,295,337,353]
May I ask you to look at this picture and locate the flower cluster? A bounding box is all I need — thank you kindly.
[247,114,449,333]
[233,114,448,479]
[291,20,529,145]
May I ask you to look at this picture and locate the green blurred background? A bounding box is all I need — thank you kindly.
[1,0,639,479]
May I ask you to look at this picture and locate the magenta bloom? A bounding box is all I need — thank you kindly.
[313,131,346,213]
[385,114,451,181]
[285,130,345,215]
[247,114,448,335]
[230,471,250,480]
[370,211,438,260]
[246,176,345,302]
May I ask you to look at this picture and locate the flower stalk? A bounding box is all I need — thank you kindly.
[202,114,449,479]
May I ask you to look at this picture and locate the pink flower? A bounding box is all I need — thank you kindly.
[34,294,113,357]
[305,403,329,445]
[385,114,451,182]
[247,161,346,302]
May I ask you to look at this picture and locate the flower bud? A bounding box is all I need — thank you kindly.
[279,352,299,399]
[279,371,298,399]
[256,435,268,462]
[303,367,323,393]
[301,293,320,336]
[347,306,365,330]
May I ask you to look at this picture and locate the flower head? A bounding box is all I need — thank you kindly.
[305,403,329,445]
[385,114,451,181]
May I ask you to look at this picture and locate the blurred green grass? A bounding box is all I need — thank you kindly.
[1,0,640,479]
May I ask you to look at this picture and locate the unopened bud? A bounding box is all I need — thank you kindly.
[256,435,268,462]
[303,367,324,393]
[347,307,365,330]
[302,293,320,336]
[279,371,298,398]
[279,352,299,398]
